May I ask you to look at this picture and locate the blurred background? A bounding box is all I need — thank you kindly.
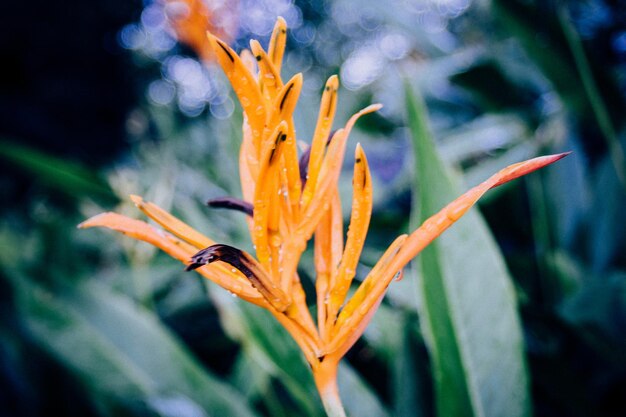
[1,0,626,416]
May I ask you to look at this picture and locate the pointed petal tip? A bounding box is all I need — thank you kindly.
[554,151,572,159]
[492,151,572,188]
[129,194,143,206]
[292,72,304,84]
[77,212,115,229]
[276,16,286,26]
[524,151,572,168]
[355,142,365,157]
[533,151,572,165]
[364,103,383,113]
[249,38,262,51]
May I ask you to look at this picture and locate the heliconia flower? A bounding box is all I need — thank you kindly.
[162,0,237,61]
[80,17,568,417]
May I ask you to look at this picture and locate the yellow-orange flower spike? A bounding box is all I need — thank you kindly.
[81,16,569,417]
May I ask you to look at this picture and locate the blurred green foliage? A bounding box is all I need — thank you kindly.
[2,0,626,416]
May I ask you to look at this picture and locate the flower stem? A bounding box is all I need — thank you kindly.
[314,359,347,417]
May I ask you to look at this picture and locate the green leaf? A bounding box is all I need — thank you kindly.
[15,277,258,417]
[337,362,390,417]
[449,60,538,114]
[490,0,587,116]
[406,85,531,417]
[0,138,117,204]
[211,290,325,417]
[390,314,429,417]
[555,6,626,185]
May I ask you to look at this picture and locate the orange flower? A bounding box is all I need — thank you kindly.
[163,0,237,61]
[80,17,568,416]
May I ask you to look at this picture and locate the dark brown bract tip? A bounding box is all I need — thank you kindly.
[207,197,254,217]
[185,243,249,274]
[185,245,223,271]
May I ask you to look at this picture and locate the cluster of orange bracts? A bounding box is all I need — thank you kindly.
[80,15,568,405]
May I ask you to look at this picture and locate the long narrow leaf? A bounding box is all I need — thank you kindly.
[0,138,117,203]
[406,85,531,417]
[16,277,258,417]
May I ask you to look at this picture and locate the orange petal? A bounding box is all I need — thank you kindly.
[267,17,287,75]
[301,75,339,209]
[328,191,344,276]
[286,272,322,345]
[298,104,382,240]
[332,295,384,362]
[330,152,570,353]
[326,145,373,321]
[240,124,258,201]
[165,0,214,61]
[207,33,266,150]
[129,195,214,248]
[250,39,283,102]
[391,152,571,272]
[326,234,407,351]
[261,74,303,224]
[314,189,343,340]
[78,213,262,302]
[491,152,571,188]
[284,122,303,220]
[268,73,302,129]
[79,212,193,262]
[253,121,289,265]
[313,190,344,280]
[239,48,257,75]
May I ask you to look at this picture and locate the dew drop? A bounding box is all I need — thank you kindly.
[270,234,282,247]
